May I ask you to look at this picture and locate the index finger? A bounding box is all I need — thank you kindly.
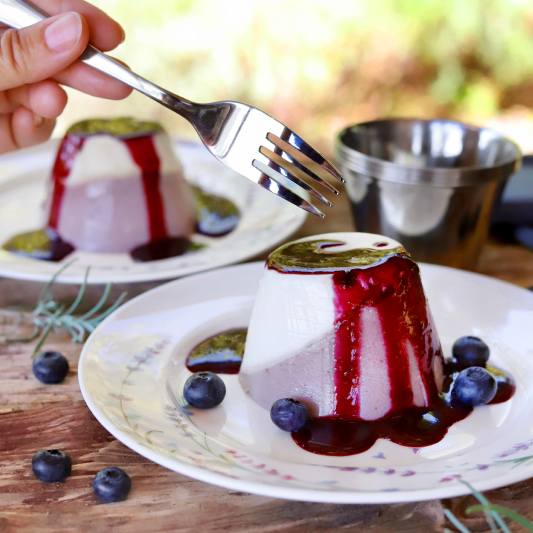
[21,0,125,52]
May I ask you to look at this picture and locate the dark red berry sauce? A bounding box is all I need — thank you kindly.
[331,255,441,418]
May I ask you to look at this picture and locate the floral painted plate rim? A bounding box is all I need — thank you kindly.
[78,261,533,503]
[0,139,306,284]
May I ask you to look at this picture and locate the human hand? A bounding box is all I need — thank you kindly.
[0,0,132,154]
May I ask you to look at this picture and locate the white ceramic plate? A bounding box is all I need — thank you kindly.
[78,262,533,503]
[0,139,306,284]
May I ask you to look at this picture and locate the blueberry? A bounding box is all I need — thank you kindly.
[452,336,490,367]
[183,371,226,409]
[32,351,69,384]
[453,367,497,406]
[93,467,131,503]
[270,398,309,432]
[32,449,72,482]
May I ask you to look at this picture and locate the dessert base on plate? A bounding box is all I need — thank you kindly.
[78,262,533,503]
[0,140,306,284]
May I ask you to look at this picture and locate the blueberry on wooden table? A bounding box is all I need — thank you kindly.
[452,336,490,368]
[183,371,226,409]
[452,367,497,406]
[32,450,72,482]
[270,398,309,432]
[32,351,69,384]
[93,467,131,503]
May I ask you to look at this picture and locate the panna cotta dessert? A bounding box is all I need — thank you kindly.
[239,232,444,420]
[45,118,197,255]
[183,233,515,455]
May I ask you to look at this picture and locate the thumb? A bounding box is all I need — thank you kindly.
[0,12,89,91]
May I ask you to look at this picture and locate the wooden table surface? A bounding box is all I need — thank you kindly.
[1,189,533,533]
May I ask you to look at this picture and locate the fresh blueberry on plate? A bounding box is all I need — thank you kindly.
[183,371,226,409]
[453,367,497,406]
[452,336,490,367]
[32,449,72,482]
[270,398,309,432]
[32,351,69,384]
[93,467,131,503]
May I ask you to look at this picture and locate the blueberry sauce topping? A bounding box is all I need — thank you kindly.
[130,237,206,263]
[292,362,514,456]
[186,329,246,374]
[182,325,515,456]
[331,255,441,418]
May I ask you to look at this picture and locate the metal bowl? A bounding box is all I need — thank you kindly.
[335,118,522,269]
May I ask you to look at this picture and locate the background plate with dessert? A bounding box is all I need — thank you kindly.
[0,118,307,284]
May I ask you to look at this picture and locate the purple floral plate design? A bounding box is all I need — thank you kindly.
[0,139,306,284]
[78,261,533,503]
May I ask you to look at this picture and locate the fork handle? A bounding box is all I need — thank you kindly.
[0,0,197,119]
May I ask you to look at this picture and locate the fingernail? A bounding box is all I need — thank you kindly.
[33,114,44,127]
[45,12,82,53]
[119,25,126,44]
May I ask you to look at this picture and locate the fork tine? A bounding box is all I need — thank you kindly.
[264,141,340,195]
[268,131,345,183]
[259,147,332,206]
[252,159,325,218]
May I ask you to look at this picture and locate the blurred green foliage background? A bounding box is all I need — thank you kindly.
[58,0,533,154]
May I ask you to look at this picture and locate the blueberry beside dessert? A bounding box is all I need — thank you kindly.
[182,233,516,456]
[183,372,226,409]
[3,117,240,262]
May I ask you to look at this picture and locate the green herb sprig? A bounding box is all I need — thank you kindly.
[0,261,127,357]
[444,480,533,533]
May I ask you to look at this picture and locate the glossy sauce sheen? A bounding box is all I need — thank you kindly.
[292,365,515,456]
[47,135,85,229]
[334,256,441,417]
[184,329,515,456]
[186,330,247,374]
[123,136,169,241]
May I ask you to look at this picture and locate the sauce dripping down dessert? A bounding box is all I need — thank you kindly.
[3,118,240,262]
[231,232,515,456]
[240,233,444,421]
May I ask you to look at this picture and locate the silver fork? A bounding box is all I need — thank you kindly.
[0,0,345,218]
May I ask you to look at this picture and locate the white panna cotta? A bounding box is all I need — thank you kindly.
[239,232,443,421]
[45,118,197,254]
